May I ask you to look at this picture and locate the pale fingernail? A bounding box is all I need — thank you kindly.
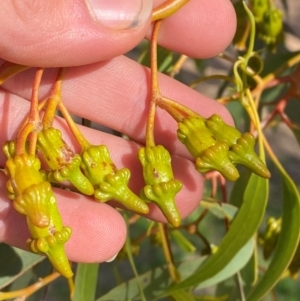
[105,252,118,262]
[86,0,153,30]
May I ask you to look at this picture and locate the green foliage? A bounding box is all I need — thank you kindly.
[73,264,99,301]
[160,174,268,298]
[1,0,300,300]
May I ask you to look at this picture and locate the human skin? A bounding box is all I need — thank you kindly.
[0,0,236,263]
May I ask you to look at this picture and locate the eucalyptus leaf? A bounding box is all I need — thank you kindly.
[246,172,300,301]
[215,277,239,301]
[240,246,258,293]
[200,200,238,220]
[0,244,44,289]
[195,238,254,291]
[171,230,196,253]
[170,289,197,301]
[73,263,99,301]
[229,168,251,208]
[261,51,300,77]
[158,174,268,298]
[97,236,254,301]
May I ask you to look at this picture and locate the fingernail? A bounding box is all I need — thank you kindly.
[86,0,153,30]
[105,252,118,262]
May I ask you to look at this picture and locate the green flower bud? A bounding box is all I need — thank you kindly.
[138,145,182,227]
[196,142,240,181]
[259,217,281,260]
[28,226,73,278]
[228,133,271,178]
[5,155,52,228]
[94,168,149,214]
[5,154,43,197]
[14,181,54,228]
[80,145,116,186]
[205,114,241,146]
[4,153,73,278]
[37,127,94,195]
[37,127,73,170]
[27,192,72,279]
[141,180,182,227]
[259,8,283,45]
[81,145,149,214]
[252,0,269,23]
[48,154,94,195]
[177,116,216,158]
[138,145,175,185]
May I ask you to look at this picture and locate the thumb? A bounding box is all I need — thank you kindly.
[0,0,153,67]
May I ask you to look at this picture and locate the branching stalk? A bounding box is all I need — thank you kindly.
[158,223,180,283]
[16,67,44,155]
[0,272,60,300]
[145,20,162,147]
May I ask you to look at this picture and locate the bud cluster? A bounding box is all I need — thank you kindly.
[177,114,270,181]
[3,147,73,278]
[251,0,283,45]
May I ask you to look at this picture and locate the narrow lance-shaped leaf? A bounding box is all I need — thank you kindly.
[157,174,268,297]
[0,245,44,289]
[170,289,198,301]
[73,263,99,301]
[97,233,253,301]
[246,172,300,301]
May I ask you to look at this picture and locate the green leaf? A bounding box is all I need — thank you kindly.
[171,230,196,253]
[73,263,99,301]
[215,277,239,301]
[139,44,174,73]
[195,238,254,291]
[0,244,44,289]
[240,247,258,290]
[171,289,197,301]
[123,213,147,301]
[246,172,300,301]
[261,51,300,77]
[200,200,238,220]
[229,168,251,208]
[97,236,254,301]
[158,174,268,297]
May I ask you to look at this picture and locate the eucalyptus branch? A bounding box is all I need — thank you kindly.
[0,272,60,301]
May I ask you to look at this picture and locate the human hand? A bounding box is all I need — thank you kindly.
[0,0,236,263]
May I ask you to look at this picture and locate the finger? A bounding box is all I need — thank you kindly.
[1,56,234,159]
[152,0,237,58]
[0,0,236,67]
[60,57,233,156]
[0,0,153,67]
[0,171,126,263]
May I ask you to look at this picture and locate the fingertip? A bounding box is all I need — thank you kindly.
[153,0,237,58]
[56,190,127,263]
[86,0,153,31]
[0,0,153,67]
[203,0,237,57]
